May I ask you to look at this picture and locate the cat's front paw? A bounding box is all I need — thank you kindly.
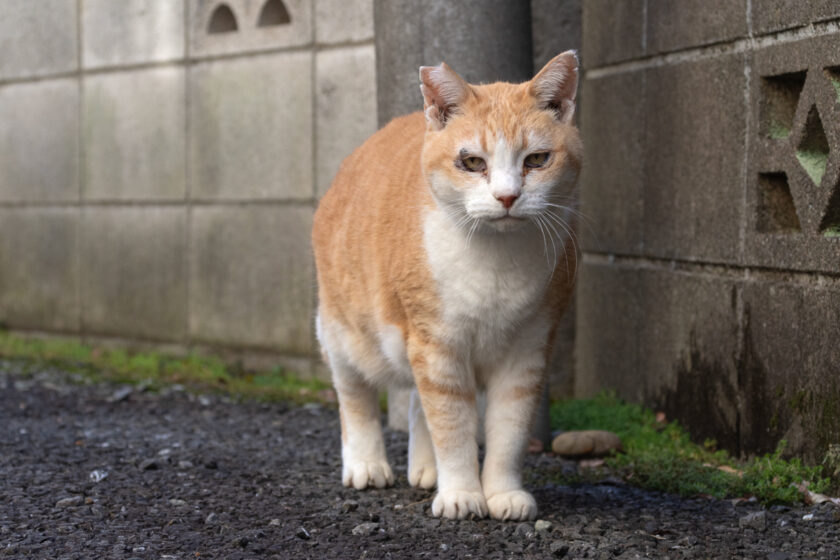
[408,462,437,489]
[431,490,488,519]
[486,490,537,521]
[342,460,395,490]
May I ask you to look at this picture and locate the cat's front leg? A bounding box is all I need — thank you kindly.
[481,355,545,521]
[410,342,487,519]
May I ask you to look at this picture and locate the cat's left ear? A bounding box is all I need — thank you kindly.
[419,63,473,130]
[530,50,579,124]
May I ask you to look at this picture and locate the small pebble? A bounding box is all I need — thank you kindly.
[739,510,767,531]
[802,513,815,521]
[296,527,310,540]
[535,519,553,533]
[138,458,159,471]
[514,522,536,539]
[549,541,569,557]
[268,519,281,526]
[168,499,187,507]
[351,522,379,536]
[88,469,108,483]
[341,500,359,513]
[55,496,83,508]
[177,460,194,469]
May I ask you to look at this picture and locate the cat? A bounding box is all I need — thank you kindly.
[312,51,581,521]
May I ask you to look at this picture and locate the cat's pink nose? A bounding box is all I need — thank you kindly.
[495,194,519,209]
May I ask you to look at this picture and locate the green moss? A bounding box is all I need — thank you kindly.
[769,120,791,139]
[0,330,330,404]
[796,149,828,186]
[823,226,840,238]
[550,392,830,504]
[829,75,840,103]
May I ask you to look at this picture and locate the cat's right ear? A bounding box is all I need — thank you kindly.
[419,63,472,130]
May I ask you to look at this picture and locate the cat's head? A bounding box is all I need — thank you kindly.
[419,52,582,234]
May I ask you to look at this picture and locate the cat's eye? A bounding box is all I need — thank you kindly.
[524,152,550,168]
[460,156,486,172]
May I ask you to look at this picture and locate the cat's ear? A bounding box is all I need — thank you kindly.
[531,50,579,124]
[419,63,472,130]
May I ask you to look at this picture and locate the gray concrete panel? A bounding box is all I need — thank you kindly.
[647,0,748,54]
[315,0,374,44]
[0,0,77,80]
[581,0,644,69]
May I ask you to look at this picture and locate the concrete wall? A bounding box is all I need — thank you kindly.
[577,1,840,461]
[0,0,377,377]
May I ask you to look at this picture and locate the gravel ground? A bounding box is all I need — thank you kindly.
[2,361,839,560]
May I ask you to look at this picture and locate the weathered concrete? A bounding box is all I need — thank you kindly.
[315,0,373,44]
[189,205,314,354]
[315,45,378,196]
[188,0,312,58]
[581,0,644,69]
[82,0,185,68]
[531,0,581,71]
[81,207,187,340]
[189,52,313,200]
[0,0,77,80]
[752,0,840,34]
[0,79,79,202]
[374,0,533,124]
[83,67,186,201]
[0,209,79,332]
[646,0,748,54]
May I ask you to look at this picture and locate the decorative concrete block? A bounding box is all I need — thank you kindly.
[188,0,312,58]
[81,207,187,340]
[189,205,314,354]
[746,33,840,273]
[83,67,186,201]
[531,0,581,71]
[636,268,741,452]
[189,52,313,200]
[574,260,642,401]
[82,0,185,68]
[316,0,374,44]
[0,209,79,332]
[581,0,644,69]
[752,0,840,35]
[0,0,77,80]
[580,71,645,255]
[647,0,747,54]
[315,45,377,196]
[741,278,840,461]
[642,54,747,263]
[0,79,79,202]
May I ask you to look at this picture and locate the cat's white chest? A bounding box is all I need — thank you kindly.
[422,209,552,357]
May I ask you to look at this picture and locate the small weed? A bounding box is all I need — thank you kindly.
[0,330,330,404]
[550,392,832,504]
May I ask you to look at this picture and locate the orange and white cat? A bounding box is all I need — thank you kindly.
[312,52,581,521]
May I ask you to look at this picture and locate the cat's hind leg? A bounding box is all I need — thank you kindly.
[324,347,394,490]
[407,388,437,489]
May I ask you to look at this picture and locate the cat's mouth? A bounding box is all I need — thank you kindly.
[486,215,527,232]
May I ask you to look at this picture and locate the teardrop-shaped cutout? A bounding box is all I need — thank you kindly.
[257,0,291,27]
[208,3,238,34]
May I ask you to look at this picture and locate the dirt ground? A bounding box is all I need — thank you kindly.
[2,360,839,559]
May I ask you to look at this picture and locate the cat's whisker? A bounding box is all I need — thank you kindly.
[529,216,551,271]
[534,215,558,281]
[543,211,579,283]
[539,214,568,280]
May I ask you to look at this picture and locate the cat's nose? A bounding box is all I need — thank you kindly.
[495,194,519,209]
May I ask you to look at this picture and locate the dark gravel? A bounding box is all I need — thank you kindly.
[2,361,839,559]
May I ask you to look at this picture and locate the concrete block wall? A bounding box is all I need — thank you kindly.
[0,0,377,377]
[578,1,840,460]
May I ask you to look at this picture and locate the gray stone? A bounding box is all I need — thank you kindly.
[739,510,767,531]
[188,0,312,59]
[315,0,374,44]
[0,79,79,202]
[189,52,313,200]
[531,0,581,71]
[81,207,187,340]
[549,540,570,557]
[315,44,378,197]
[0,0,77,80]
[647,0,748,54]
[535,519,553,533]
[351,521,379,536]
[581,0,644,69]
[0,209,79,332]
[83,67,186,201]
[55,496,83,508]
[642,54,747,263]
[82,0,185,68]
[189,206,314,354]
[374,0,533,125]
[752,0,840,34]
[579,71,645,255]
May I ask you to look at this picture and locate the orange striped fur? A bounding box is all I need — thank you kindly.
[312,52,582,520]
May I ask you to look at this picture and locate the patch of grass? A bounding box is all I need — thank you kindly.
[550,392,832,504]
[0,330,331,404]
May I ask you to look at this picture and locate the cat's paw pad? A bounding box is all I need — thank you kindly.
[486,490,537,521]
[431,490,488,519]
[408,463,437,489]
[342,460,395,490]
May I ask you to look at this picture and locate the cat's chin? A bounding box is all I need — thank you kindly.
[484,216,529,233]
